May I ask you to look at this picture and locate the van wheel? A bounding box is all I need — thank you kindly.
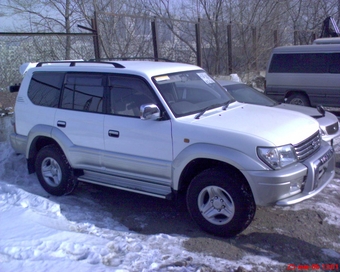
[286,93,310,106]
[35,145,78,196]
[186,168,256,237]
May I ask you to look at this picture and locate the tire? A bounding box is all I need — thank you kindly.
[35,144,78,196]
[286,93,310,106]
[186,168,256,237]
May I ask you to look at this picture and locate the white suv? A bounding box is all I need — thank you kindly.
[10,60,335,237]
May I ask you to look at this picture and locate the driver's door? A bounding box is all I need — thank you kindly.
[102,75,173,190]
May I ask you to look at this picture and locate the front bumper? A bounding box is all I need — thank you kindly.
[246,142,335,206]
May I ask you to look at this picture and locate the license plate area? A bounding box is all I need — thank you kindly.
[313,148,334,189]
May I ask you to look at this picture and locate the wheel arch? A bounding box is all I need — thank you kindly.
[173,143,265,196]
[177,158,245,193]
[26,125,73,174]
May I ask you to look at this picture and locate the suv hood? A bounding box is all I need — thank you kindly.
[186,103,319,147]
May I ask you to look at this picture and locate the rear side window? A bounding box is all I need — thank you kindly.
[268,53,329,73]
[62,73,105,113]
[28,72,64,107]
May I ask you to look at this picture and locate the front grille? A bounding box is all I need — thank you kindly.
[293,131,321,161]
[326,122,339,135]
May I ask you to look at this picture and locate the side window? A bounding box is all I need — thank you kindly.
[298,53,327,73]
[329,53,340,73]
[269,53,328,73]
[28,72,64,107]
[62,73,105,113]
[109,75,156,117]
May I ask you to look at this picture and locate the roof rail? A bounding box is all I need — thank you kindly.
[35,60,125,68]
[89,57,174,62]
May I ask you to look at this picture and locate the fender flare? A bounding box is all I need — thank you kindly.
[172,143,268,190]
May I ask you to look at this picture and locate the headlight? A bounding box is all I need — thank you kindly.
[257,145,297,170]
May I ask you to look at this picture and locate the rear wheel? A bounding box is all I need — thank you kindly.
[286,93,310,106]
[186,168,256,237]
[35,145,78,196]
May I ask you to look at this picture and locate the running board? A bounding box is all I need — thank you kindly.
[77,171,173,200]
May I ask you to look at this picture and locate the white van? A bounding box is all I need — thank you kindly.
[265,44,340,107]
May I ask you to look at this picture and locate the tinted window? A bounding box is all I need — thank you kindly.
[62,73,105,112]
[109,75,156,117]
[225,84,276,106]
[269,53,328,73]
[329,53,340,73]
[28,72,64,107]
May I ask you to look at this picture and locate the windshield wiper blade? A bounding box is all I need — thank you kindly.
[195,104,219,119]
[195,102,231,119]
[222,101,231,110]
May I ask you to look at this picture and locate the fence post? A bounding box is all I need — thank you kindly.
[151,18,159,61]
[274,29,278,47]
[252,26,258,72]
[92,11,100,59]
[294,30,298,45]
[227,22,232,74]
[312,32,316,43]
[195,18,202,67]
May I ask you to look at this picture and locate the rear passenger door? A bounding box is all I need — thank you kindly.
[55,73,105,170]
[103,74,173,184]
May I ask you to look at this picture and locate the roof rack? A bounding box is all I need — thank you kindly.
[89,57,174,62]
[35,60,125,68]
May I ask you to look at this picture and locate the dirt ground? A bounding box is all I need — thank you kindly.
[66,160,340,272]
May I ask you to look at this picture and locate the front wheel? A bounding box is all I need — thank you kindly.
[186,168,255,237]
[286,93,310,106]
[35,145,78,196]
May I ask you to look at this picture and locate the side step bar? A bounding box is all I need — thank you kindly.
[77,170,173,200]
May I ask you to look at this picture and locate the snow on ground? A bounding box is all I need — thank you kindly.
[0,116,340,271]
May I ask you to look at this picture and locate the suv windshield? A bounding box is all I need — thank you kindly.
[153,70,233,117]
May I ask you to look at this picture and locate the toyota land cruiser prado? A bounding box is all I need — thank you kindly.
[10,60,335,237]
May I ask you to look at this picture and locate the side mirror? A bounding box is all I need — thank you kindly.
[140,104,161,120]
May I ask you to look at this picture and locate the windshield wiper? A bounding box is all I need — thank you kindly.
[222,100,231,110]
[195,101,231,119]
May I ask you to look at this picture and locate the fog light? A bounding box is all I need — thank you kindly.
[289,177,305,194]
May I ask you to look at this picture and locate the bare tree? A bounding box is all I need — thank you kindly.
[0,0,89,59]
[0,0,340,84]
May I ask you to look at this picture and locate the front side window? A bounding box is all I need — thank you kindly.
[62,73,105,113]
[28,72,64,107]
[153,70,233,117]
[109,75,157,117]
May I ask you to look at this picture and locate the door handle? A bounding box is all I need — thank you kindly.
[108,130,119,138]
[57,121,66,128]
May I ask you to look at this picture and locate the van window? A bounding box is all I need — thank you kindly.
[268,53,329,73]
[28,72,64,107]
[329,53,340,73]
[62,73,105,112]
